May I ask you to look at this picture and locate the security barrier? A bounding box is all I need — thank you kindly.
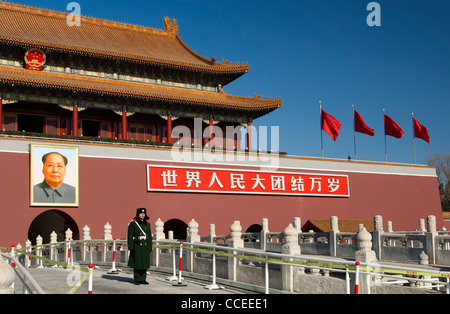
[1,243,93,294]
[3,238,449,294]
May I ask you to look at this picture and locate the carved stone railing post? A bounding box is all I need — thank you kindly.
[355,227,377,294]
[64,229,73,266]
[187,219,200,272]
[153,218,165,267]
[103,222,113,240]
[293,217,301,232]
[387,221,393,232]
[82,225,91,262]
[426,215,437,264]
[209,224,216,243]
[0,253,15,294]
[154,218,165,240]
[187,219,200,243]
[330,216,339,257]
[36,235,43,268]
[103,222,113,262]
[282,223,300,293]
[260,218,269,250]
[228,220,244,281]
[25,240,32,268]
[373,215,384,259]
[50,231,58,262]
[419,219,426,232]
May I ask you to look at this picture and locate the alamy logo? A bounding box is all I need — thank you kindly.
[66,262,81,287]
[367,261,383,287]
[366,2,381,27]
[170,118,280,170]
[66,2,81,26]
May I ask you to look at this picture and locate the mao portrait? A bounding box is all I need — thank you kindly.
[30,144,79,206]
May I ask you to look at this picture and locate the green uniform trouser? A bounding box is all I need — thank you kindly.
[134,269,147,282]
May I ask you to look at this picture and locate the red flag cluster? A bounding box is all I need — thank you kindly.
[320,107,430,144]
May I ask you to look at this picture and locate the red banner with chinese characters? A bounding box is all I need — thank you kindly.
[147,164,349,197]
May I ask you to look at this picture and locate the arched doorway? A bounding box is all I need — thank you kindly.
[28,210,79,245]
[164,219,188,240]
[245,224,262,233]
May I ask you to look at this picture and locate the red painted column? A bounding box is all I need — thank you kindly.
[0,98,3,131]
[72,105,78,136]
[209,119,214,147]
[122,110,127,140]
[247,122,252,151]
[167,115,172,144]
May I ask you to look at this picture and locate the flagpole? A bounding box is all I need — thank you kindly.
[412,112,416,164]
[320,100,323,158]
[352,105,356,160]
[383,108,387,162]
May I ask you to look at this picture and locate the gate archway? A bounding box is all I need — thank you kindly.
[245,224,262,233]
[164,219,188,240]
[28,210,79,245]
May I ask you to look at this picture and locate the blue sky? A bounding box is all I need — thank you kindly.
[10,0,450,164]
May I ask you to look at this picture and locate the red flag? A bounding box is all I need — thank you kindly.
[354,109,374,136]
[321,109,342,141]
[413,117,430,144]
[384,114,404,138]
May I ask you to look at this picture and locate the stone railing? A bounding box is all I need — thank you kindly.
[197,215,450,266]
[13,214,450,268]
[6,214,450,294]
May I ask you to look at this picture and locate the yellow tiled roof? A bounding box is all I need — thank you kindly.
[0,2,249,74]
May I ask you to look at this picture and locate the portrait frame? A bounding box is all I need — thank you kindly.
[30,144,79,207]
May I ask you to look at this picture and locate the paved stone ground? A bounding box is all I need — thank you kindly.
[13,266,247,295]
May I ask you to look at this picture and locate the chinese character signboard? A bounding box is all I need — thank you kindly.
[147,164,349,197]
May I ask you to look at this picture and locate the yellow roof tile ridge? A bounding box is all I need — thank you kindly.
[0,1,169,37]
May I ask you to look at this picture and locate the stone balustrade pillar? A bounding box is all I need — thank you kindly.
[154,218,165,240]
[260,218,269,250]
[103,222,113,262]
[282,223,300,293]
[36,235,43,268]
[293,217,301,232]
[426,215,437,264]
[209,224,216,243]
[103,222,113,240]
[187,219,200,243]
[25,240,31,268]
[153,218,165,267]
[186,219,200,272]
[373,215,384,259]
[355,227,377,294]
[64,229,72,265]
[82,225,91,262]
[329,216,339,257]
[50,231,57,261]
[228,220,244,281]
[0,253,15,294]
[387,221,393,232]
[419,219,426,232]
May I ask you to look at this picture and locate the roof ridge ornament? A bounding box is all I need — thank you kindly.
[164,17,179,37]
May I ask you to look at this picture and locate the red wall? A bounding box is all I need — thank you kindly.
[0,149,444,248]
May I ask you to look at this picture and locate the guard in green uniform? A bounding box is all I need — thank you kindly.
[127,208,153,285]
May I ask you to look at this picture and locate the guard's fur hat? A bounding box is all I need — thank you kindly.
[134,207,149,220]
